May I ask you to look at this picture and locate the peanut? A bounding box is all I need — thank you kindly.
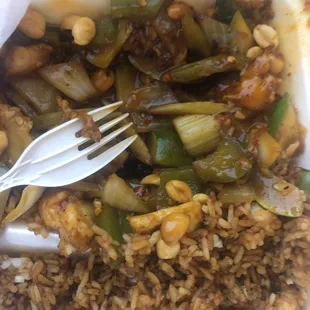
[165,180,193,203]
[253,24,279,49]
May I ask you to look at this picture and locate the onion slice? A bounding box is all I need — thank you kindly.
[2,186,45,224]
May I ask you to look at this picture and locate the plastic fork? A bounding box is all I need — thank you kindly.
[0,101,137,192]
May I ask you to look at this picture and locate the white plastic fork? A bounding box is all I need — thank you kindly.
[0,101,137,192]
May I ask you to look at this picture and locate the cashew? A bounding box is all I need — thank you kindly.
[246,46,263,59]
[165,180,193,203]
[156,238,180,259]
[253,25,279,49]
[140,174,161,186]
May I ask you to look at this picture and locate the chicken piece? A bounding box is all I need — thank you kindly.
[0,103,32,163]
[57,97,101,142]
[39,191,95,252]
[219,55,281,112]
[5,43,52,76]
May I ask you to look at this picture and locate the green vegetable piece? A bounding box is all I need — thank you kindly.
[193,138,252,183]
[148,127,192,167]
[268,93,299,148]
[111,0,164,19]
[95,206,132,269]
[250,168,304,217]
[157,167,202,208]
[298,168,310,195]
[173,115,221,157]
[182,14,211,59]
[38,63,98,102]
[115,64,137,105]
[4,88,37,118]
[128,55,162,81]
[230,10,254,54]
[118,210,133,235]
[126,82,178,111]
[32,109,92,130]
[92,17,119,46]
[163,54,247,83]
[10,76,60,114]
[101,174,149,213]
[121,116,152,165]
[216,0,238,23]
[150,101,232,115]
[218,183,255,203]
[95,205,123,244]
[200,17,234,46]
[87,20,133,69]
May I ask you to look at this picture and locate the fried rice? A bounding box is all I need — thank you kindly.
[1,165,309,310]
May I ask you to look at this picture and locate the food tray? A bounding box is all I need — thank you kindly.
[272,0,310,307]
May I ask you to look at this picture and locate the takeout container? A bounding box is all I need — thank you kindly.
[0,0,310,307]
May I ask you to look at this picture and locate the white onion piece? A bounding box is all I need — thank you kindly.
[30,0,111,25]
[2,186,45,224]
[177,0,215,14]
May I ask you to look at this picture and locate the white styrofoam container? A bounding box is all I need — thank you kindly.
[272,0,310,307]
[272,0,310,171]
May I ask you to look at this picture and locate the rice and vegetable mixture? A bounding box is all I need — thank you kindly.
[0,0,310,309]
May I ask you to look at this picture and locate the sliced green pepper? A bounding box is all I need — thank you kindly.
[148,127,192,167]
[268,93,299,148]
[126,82,178,111]
[10,76,60,114]
[111,0,164,19]
[230,10,254,54]
[87,20,133,69]
[298,168,310,195]
[193,138,252,183]
[250,167,304,217]
[182,14,211,59]
[200,17,233,46]
[4,88,37,118]
[115,64,137,105]
[95,205,124,244]
[163,54,247,83]
[32,109,92,131]
[157,167,202,208]
[95,206,132,269]
[92,17,119,46]
[128,55,162,81]
[216,0,238,23]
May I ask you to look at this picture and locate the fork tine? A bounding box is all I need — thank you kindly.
[31,113,130,164]
[29,135,137,187]
[39,122,133,174]
[21,102,123,165]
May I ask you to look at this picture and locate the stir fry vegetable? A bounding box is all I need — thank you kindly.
[38,63,98,102]
[193,138,252,183]
[0,0,307,264]
[173,115,221,157]
[87,20,133,69]
[163,55,247,83]
[148,127,192,167]
[250,168,304,217]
